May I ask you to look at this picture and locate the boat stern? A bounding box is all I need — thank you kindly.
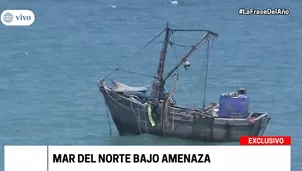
[248,112,271,136]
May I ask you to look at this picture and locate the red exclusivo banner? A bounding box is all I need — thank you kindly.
[240,136,291,145]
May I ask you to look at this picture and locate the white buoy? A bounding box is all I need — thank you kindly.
[170,1,178,5]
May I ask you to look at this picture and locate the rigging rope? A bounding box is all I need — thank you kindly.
[103,28,166,80]
[119,69,156,78]
[202,37,215,108]
[161,31,179,107]
[51,86,97,112]
[160,41,194,48]
[170,31,179,94]
[168,31,217,107]
[104,101,112,135]
[170,31,196,103]
[48,85,115,136]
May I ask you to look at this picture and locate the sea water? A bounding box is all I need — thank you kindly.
[0,0,301,170]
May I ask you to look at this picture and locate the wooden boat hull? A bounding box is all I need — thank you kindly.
[99,86,271,143]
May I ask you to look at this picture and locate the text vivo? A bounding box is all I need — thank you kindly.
[15,14,31,20]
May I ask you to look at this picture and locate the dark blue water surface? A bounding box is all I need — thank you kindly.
[1,0,301,170]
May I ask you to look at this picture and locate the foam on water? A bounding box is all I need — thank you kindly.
[171,1,178,5]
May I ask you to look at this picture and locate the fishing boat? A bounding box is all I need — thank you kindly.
[97,24,270,142]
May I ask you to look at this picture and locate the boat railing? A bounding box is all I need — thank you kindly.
[214,112,268,121]
[168,106,215,118]
[248,112,269,120]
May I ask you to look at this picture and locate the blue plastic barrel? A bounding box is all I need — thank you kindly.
[218,94,249,118]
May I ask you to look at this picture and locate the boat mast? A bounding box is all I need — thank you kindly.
[152,23,171,100]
